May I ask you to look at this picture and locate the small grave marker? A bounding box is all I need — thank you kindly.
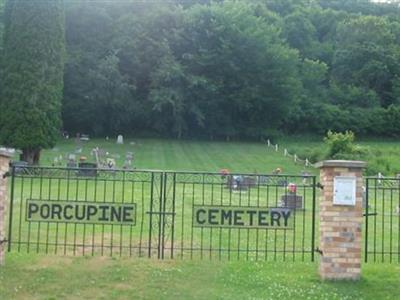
[117,135,124,144]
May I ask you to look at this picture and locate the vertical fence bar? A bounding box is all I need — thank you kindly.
[36,169,43,253]
[18,174,25,252]
[148,173,155,258]
[382,187,385,262]
[180,181,185,259]
[390,188,393,263]
[311,176,316,262]
[7,167,16,252]
[365,179,369,263]
[171,173,176,259]
[374,178,377,262]
[157,173,164,259]
[398,180,400,263]
[161,172,167,259]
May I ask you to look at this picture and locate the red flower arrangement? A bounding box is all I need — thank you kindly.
[220,168,230,176]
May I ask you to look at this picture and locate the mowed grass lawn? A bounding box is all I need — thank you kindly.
[1,138,399,299]
[1,254,399,300]
[40,138,314,175]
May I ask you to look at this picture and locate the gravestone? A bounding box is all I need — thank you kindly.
[106,158,116,169]
[281,194,303,209]
[78,162,97,177]
[117,135,124,144]
[124,152,134,169]
[67,159,77,168]
[80,134,90,141]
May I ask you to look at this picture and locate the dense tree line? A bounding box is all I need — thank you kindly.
[1,0,400,143]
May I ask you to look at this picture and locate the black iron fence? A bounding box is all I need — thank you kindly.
[7,166,317,261]
[365,177,400,263]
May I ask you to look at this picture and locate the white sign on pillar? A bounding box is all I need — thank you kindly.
[333,176,356,206]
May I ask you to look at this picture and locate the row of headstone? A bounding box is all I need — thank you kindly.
[51,133,135,169]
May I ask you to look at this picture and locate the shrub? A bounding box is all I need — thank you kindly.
[324,130,355,158]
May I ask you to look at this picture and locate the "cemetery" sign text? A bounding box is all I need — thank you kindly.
[193,205,293,229]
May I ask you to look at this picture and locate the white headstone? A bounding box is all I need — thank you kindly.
[117,135,124,144]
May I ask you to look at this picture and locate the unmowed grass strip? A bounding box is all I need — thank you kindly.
[280,135,400,175]
[0,254,399,300]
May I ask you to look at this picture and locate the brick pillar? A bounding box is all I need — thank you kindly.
[315,160,366,280]
[0,150,12,265]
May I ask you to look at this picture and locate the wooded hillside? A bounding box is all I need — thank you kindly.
[1,0,400,140]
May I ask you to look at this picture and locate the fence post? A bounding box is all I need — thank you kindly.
[275,144,278,152]
[315,160,366,280]
[0,150,12,265]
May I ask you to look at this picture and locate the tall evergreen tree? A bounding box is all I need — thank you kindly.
[0,0,65,164]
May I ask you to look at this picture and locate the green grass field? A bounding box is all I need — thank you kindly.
[40,138,314,175]
[1,254,399,300]
[1,137,400,299]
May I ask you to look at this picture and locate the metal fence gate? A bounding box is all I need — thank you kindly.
[365,177,400,263]
[7,166,317,261]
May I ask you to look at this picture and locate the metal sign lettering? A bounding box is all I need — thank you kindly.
[192,205,293,229]
[26,199,136,225]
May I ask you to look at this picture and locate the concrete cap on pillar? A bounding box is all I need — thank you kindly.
[0,150,13,158]
[315,160,367,169]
